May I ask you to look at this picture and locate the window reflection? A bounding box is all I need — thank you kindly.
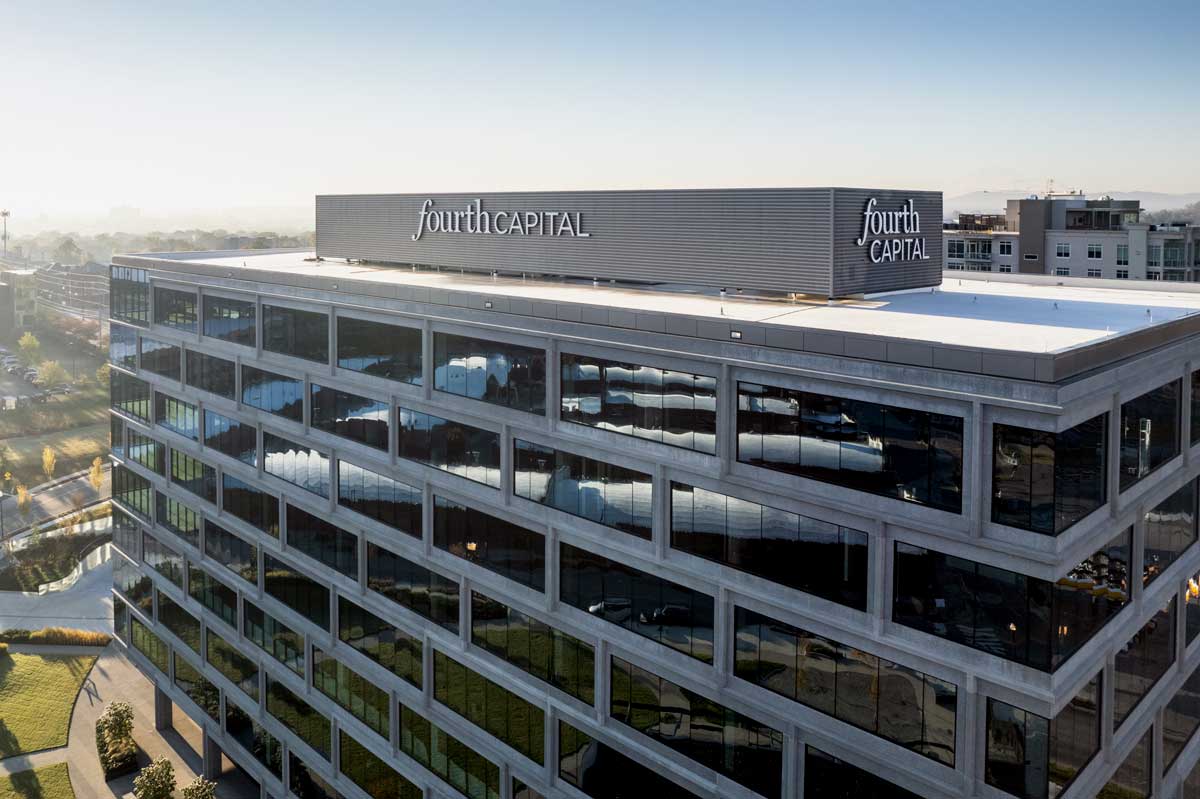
[433,649,545,765]
[263,553,330,630]
[221,473,279,538]
[337,460,421,538]
[1143,478,1197,587]
[434,332,545,414]
[154,286,197,331]
[1120,379,1181,491]
[111,371,152,422]
[310,384,389,450]
[435,497,544,591]
[803,746,924,799]
[398,407,500,488]
[338,596,422,688]
[559,720,702,799]
[264,432,330,497]
[366,542,459,633]
[262,304,328,363]
[241,365,303,422]
[110,266,150,326]
[140,336,181,380]
[203,295,255,347]
[185,351,235,399]
[285,504,357,579]
[336,316,421,384]
[1113,597,1176,728]
[204,410,257,465]
[155,392,199,440]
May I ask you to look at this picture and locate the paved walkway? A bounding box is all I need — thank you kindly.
[0,559,113,632]
[0,644,258,797]
[0,465,111,543]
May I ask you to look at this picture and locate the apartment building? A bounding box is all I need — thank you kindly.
[108,188,1200,799]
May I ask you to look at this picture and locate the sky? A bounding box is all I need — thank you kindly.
[3,0,1199,232]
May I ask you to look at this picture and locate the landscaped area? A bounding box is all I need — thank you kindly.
[0,423,107,493]
[0,651,97,757]
[0,763,74,799]
[0,530,110,592]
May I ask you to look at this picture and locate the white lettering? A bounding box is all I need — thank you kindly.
[412,200,592,241]
[857,198,929,264]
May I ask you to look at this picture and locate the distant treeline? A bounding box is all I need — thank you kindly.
[10,229,316,265]
[1142,201,1200,225]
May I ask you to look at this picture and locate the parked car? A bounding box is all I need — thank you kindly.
[45,386,72,397]
[639,604,694,626]
[21,369,38,382]
[587,598,632,623]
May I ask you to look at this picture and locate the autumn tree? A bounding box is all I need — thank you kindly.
[41,446,56,482]
[89,457,105,492]
[35,360,69,389]
[17,332,40,366]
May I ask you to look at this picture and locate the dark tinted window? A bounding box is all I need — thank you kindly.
[155,392,199,440]
[158,592,200,653]
[221,473,279,538]
[142,531,182,587]
[266,677,330,759]
[803,746,924,799]
[1164,662,1200,771]
[203,295,255,347]
[185,351,236,399]
[559,720,701,799]
[244,600,304,677]
[366,541,459,633]
[1114,597,1176,728]
[204,409,257,465]
[560,541,713,662]
[140,336,181,380]
[173,654,219,720]
[110,266,150,326]
[188,563,237,629]
[1098,728,1152,799]
[113,554,152,612]
[286,504,357,580]
[398,407,500,488]
[337,460,421,538]
[204,519,257,584]
[1120,379,1181,491]
[110,324,137,369]
[433,648,545,764]
[1192,370,1200,446]
[127,429,165,475]
[339,730,421,799]
[313,647,389,739]
[263,304,328,363]
[338,596,422,688]
[113,464,152,518]
[170,450,216,504]
[1144,478,1197,587]
[737,381,964,513]
[241,365,303,422]
[154,286,197,331]
[992,414,1107,535]
[112,370,151,422]
[471,591,594,704]
[112,505,141,558]
[310,384,389,450]
[561,353,716,453]
[263,553,330,630]
[735,606,955,766]
[336,316,422,384]
[434,497,544,591]
[434,332,546,414]
[399,701,501,799]
[894,529,1131,672]
[155,492,200,548]
[131,617,169,674]
[514,440,652,539]
[264,432,330,497]
[224,703,281,778]
[672,481,867,610]
[111,414,126,459]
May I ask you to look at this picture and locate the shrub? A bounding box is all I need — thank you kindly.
[96,701,137,780]
[134,757,175,799]
[0,627,111,646]
[0,642,8,656]
[181,776,217,799]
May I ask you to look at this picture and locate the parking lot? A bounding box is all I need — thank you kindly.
[0,350,56,408]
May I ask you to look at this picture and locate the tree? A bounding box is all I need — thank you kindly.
[133,757,175,799]
[181,777,217,799]
[98,700,134,743]
[89,457,105,492]
[15,485,31,519]
[52,237,83,265]
[35,360,69,389]
[95,362,111,387]
[41,446,56,482]
[17,332,40,366]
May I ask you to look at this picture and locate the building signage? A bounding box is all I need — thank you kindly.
[412,198,591,241]
[856,198,929,263]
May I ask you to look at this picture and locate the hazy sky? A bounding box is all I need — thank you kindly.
[4,0,1199,231]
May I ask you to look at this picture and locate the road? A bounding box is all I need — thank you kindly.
[0,464,111,541]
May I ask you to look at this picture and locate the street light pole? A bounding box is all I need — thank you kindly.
[0,210,9,259]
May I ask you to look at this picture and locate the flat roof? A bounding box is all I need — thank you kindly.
[118,249,1200,384]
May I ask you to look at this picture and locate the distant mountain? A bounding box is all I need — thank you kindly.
[945,190,1200,218]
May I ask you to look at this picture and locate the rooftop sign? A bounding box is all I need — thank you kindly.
[856,198,929,263]
[412,199,591,241]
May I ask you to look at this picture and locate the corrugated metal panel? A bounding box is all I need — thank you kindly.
[830,189,943,296]
[315,188,883,296]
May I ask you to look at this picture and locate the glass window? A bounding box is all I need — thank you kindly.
[110,323,137,369]
[263,303,328,363]
[158,592,201,653]
[224,703,282,779]
[112,505,142,559]
[204,409,257,465]
[264,432,330,497]
[266,676,330,759]
[111,370,152,422]
[737,382,963,513]
[155,492,200,548]
[110,266,150,326]
[203,519,257,584]
[313,647,389,739]
[366,542,459,633]
[113,464,153,518]
[171,450,216,504]
[111,413,126,460]
[130,617,169,674]
[142,531,183,587]
[337,460,421,538]
[127,430,165,475]
[199,633,258,702]
[310,384,389,450]
[992,414,1107,535]
[289,753,342,799]
[1120,379,1181,491]
[221,473,279,538]
[1164,662,1200,771]
[244,600,304,677]
[339,730,422,799]
[803,746,924,799]
[514,439,652,539]
[435,497,545,591]
[735,606,956,766]
[286,504,358,580]
[1117,245,1130,267]
[1144,478,1197,586]
[893,530,1131,672]
[185,350,236,399]
[671,482,867,610]
[173,653,219,720]
[140,336,181,380]
[263,553,330,630]
[610,655,782,797]
[1113,597,1176,728]
[336,315,422,384]
[398,407,501,488]
[1098,727,1152,799]
[1188,569,1200,646]
[114,555,152,612]
[241,365,303,422]
[399,701,501,799]
[471,591,594,705]
[203,295,255,347]
[559,720,702,799]
[155,392,199,440]
[188,563,237,629]
[154,286,197,331]
[560,542,713,663]
[561,353,716,453]
[338,596,422,688]
[434,332,545,414]
[433,648,545,765]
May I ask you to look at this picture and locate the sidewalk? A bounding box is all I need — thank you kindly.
[0,559,113,633]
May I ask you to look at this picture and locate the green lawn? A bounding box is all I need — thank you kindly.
[0,764,75,799]
[0,422,108,490]
[0,653,98,757]
[0,384,109,442]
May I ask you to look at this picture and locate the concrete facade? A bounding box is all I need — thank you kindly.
[107,195,1200,799]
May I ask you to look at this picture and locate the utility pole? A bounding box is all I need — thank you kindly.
[0,210,8,259]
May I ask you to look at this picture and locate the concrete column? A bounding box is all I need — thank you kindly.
[962,675,981,798]
[545,525,560,614]
[421,318,433,401]
[714,586,730,684]
[653,463,668,562]
[546,337,559,435]
[202,731,222,780]
[967,400,984,538]
[1183,359,1194,467]
[501,422,513,508]
[153,685,172,731]
[1108,393,1122,516]
[717,362,734,476]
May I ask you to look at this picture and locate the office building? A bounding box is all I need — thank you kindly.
[943,192,1200,281]
[109,188,1200,799]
